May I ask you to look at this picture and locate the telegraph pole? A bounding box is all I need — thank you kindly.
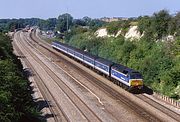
[66,0,69,32]
[67,12,69,31]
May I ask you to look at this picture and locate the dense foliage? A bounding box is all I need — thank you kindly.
[67,34,180,100]
[106,20,130,35]
[0,33,41,121]
[0,18,57,32]
[138,10,180,39]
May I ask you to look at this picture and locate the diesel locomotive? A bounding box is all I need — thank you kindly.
[52,41,143,90]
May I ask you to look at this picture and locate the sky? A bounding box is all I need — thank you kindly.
[0,0,180,19]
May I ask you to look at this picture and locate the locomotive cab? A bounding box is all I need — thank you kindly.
[129,72,143,89]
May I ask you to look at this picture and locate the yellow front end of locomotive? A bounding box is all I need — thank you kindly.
[130,79,143,87]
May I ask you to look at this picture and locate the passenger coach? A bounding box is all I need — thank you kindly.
[52,41,143,91]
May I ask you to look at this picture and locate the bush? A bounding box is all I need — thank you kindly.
[0,33,41,122]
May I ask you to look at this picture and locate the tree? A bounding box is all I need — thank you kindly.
[138,16,152,34]
[0,33,41,121]
[152,10,171,39]
[88,19,105,31]
[73,19,86,26]
[46,18,57,30]
[106,21,122,34]
[56,13,73,33]
[82,16,92,25]
[167,12,180,36]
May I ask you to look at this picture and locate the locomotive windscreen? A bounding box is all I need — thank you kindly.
[130,72,142,79]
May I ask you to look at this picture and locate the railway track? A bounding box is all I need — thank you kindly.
[13,32,68,122]
[13,37,60,122]
[28,32,157,121]
[15,31,103,121]
[29,29,180,122]
[136,94,180,121]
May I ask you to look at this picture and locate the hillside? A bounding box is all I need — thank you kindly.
[61,10,180,100]
[95,25,142,39]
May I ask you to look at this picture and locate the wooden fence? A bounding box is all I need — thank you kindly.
[154,92,180,109]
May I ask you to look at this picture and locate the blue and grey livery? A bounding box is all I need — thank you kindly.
[52,41,143,90]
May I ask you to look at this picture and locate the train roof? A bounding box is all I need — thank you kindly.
[83,51,98,59]
[53,41,74,49]
[112,63,139,74]
[52,41,67,47]
[52,41,140,74]
[73,47,85,54]
[95,57,114,66]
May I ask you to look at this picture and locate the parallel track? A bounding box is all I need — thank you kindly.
[15,32,69,122]
[30,29,180,121]
[18,31,102,122]
[29,30,161,121]
[13,35,61,122]
[136,94,180,121]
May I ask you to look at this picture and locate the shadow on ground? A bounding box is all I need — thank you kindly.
[24,68,55,121]
[23,68,35,77]
[142,85,153,95]
[36,100,52,111]
[131,85,153,95]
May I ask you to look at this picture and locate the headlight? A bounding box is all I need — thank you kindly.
[130,80,143,86]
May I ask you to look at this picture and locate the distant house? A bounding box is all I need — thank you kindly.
[81,26,90,29]
[46,30,55,38]
[100,17,128,22]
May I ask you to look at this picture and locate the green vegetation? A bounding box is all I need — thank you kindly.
[0,33,41,121]
[138,10,180,39]
[67,34,180,100]
[106,20,130,35]
[0,18,57,32]
[60,10,180,100]
[0,10,179,101]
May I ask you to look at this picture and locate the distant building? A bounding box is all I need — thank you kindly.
[100,17,128,22]
[81,26,90,29]
[46,30,55,38]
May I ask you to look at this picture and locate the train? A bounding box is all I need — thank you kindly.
[51,41,143,91]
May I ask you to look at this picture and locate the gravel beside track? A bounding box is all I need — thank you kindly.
[13,29,180,122]
[136,94,180,121]
[14,31,113,121]
[14,32,70,122]
[31,28,180,121]
[30,29,180,121]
